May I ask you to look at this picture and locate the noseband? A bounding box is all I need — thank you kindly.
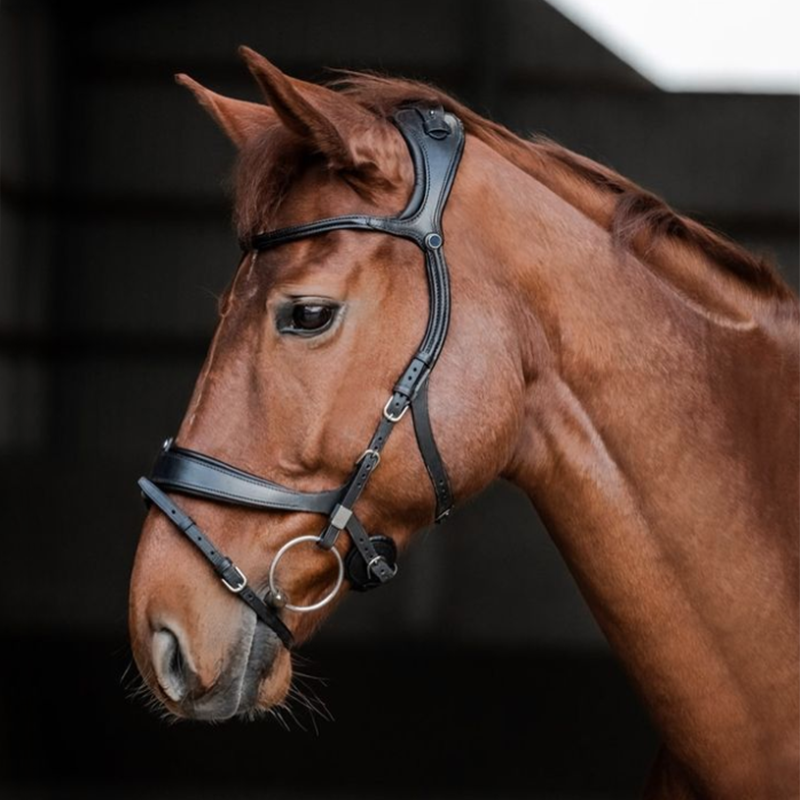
[138,106,465,649]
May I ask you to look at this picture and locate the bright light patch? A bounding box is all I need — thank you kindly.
[545,0,800,93]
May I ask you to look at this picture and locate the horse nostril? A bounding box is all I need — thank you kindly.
[152,627,194,703]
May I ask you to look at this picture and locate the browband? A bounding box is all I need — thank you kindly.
[140,105,465,648]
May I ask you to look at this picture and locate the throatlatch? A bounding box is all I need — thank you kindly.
[139,105,465,649]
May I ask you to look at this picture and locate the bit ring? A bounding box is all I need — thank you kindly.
[268,535,344,613]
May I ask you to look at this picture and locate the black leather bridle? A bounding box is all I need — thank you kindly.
[138,106,465,649]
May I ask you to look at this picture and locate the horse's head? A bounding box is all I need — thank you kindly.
[129,48,527,720]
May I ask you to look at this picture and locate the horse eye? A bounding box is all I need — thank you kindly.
[276,301,339,337]
[292,304,333,330]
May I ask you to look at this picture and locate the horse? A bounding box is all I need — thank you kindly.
[128,46,799,798]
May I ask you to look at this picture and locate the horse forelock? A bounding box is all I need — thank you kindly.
[232,122,313,242]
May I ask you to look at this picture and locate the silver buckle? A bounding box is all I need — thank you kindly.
[383,396,409,423]
[355,448,381,468]
[221,565,247,594]
[366,555,398,579]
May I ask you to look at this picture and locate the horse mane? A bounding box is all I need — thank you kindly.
[330,72,794,302]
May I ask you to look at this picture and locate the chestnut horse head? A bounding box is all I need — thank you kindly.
[130,47,799,796]
[129,48,524,720]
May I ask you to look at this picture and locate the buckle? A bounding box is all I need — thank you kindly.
[221,565,247,594]
[355,448,381,468]
[383,396,409,423]
[366,555,398,580]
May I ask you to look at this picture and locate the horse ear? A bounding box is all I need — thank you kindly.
[175,73,275,149]
[237,46,378,172]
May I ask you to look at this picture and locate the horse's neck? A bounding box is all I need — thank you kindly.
[473,144,799,794]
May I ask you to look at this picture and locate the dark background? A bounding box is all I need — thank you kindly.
[1,1,797,798]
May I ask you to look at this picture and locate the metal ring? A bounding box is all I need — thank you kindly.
[268,535,344,613]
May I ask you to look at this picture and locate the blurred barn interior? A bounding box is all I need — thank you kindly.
[1,1,797,797]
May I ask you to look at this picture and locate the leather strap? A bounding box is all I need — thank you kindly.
[249,215,402,252]
[138,477,294,649]
[152,443,341,514]
[411,378,453,521]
